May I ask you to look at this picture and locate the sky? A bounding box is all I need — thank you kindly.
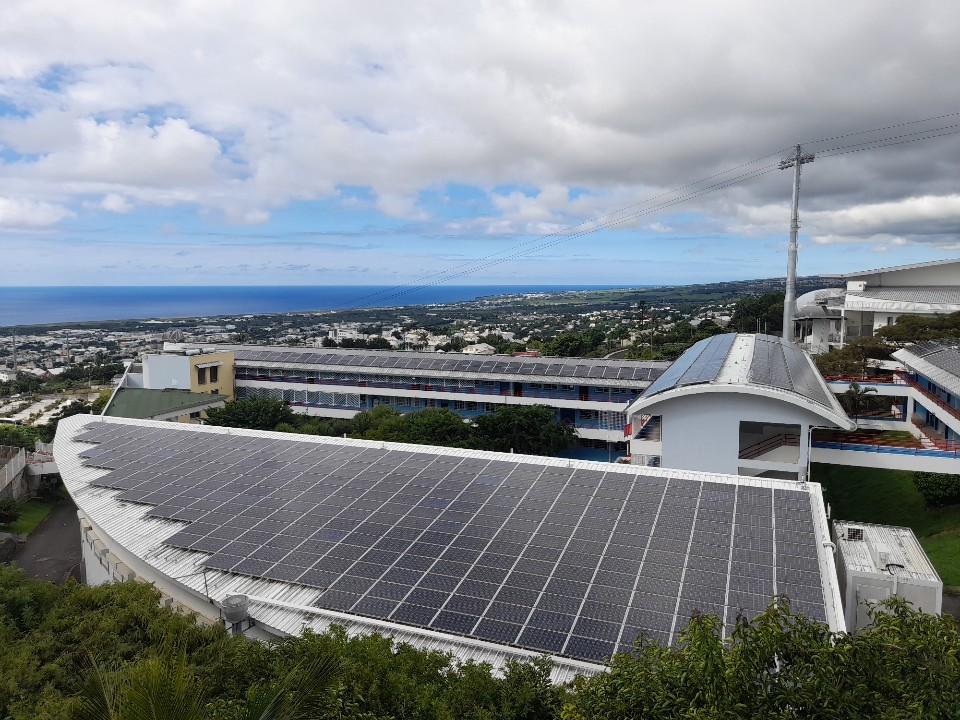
[1,1,960,287]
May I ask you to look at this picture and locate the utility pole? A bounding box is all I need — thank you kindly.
[11,333,16,374]
[779,144,815,343]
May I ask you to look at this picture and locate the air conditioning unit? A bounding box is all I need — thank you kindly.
[869,542,891,570]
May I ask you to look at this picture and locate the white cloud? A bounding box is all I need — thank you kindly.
[0,0,958,237]
[0,196,73,228]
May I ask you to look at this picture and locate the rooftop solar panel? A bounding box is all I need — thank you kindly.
[71,419,829,665]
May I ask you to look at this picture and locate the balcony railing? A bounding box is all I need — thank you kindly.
[897,373,960,423]
[738,434,800,461]
[813,430,960,458]
[823,373,906,385]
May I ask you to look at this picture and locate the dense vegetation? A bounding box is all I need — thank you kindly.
[913,471,960,507]
[0,362,124,397]
[0,398,92,448]
[205,399,578,456]
[727,291,784,334]
[815,312,960,376]
[0,565,957,719]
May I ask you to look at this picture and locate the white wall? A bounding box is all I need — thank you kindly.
[853,263,960,288]
[143,355,191,390]
[653,393,829,476]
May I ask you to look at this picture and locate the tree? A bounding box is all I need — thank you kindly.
[362,408,473,447]
[913,471,960,507]
[728,292,784,334]
[843,381,878,427]
[564,597,960,719]
[814,336,891,377]
[205,398,295,431]
[876,311,960,347]
[471,405,577,456]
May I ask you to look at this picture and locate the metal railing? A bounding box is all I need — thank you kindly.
[812,429,960,458]
[824,373,906,385]
[738,434,800,461]
[897,373,960,423]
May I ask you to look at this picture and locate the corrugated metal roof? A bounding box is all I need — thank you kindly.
[846,286,960,310]
[822,258,960,279]
[892,340,960,397]
[627,334,853,429]
[833,520,940,582]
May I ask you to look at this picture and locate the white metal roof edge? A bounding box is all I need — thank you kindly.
[892,350,960,399]
[821,257,960,278]
[625,381,856,431]
[832,520,941,583]
[806,482,846,633]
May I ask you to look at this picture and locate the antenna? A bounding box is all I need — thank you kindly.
[779,145,815,343]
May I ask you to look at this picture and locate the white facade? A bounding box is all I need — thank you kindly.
[142,354,192,389]
[626,334,854,480]
[797,259,960,354]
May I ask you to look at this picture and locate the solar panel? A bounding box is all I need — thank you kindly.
[73,421,828,665]
[642,335,716,397]
[676,333,737,387]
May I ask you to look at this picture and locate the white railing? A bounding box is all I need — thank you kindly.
[34,440,54,455]
[0,447,27,496]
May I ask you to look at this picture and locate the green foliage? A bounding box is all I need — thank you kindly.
[360,407,473,447]
[842,381,879,422]
[205,398,295,431]
[0,497,19,523]
[876,311,960,347]
[91,390,113,414]
[565,598,960,720]
[728,292,784,334]
[814,336,892,377]
[471,405,577,456]
[914,471,960,507]
[540,329,607,358]
[0,423,41,450]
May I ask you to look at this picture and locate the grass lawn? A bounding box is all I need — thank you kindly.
[1,498,55,535]
[812,462,960,585]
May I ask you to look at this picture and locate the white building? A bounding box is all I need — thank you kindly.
[175,344,670,462]
[833,520,941,632]
[625,333,855,480]
[796,258,960,354]
[56,414,845,680]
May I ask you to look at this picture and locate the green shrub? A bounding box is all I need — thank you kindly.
[0,498,19,524]
[913,471,960,507]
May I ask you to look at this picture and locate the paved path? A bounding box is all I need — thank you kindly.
[12,499,82,583]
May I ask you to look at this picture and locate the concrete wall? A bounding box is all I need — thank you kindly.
[143,355,191,390]
[654,393,827,476]
[189,351,235,400]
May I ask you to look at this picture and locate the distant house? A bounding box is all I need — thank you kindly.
[462,342,496,355]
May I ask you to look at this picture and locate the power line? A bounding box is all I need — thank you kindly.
[347,146,793,307]
[799,110,960,146]
[344,113,960,310]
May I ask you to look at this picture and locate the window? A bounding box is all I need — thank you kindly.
[196,366,207,385]
[189,411,201,419]
[209,365,219,383]
[454,400,466,410]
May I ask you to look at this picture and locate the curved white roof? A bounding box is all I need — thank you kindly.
[626,334,855,429]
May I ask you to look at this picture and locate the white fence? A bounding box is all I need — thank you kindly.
[0,446,27,499]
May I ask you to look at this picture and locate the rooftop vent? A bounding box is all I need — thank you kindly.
[847,526,864,541]
[221,594,250,624]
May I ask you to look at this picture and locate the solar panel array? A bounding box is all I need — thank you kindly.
[228,347,663,383]
[906,340,960,373]
[748,335,834,409]
[72,421,828,664]
[642,333,737,398]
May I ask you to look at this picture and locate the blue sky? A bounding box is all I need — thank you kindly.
[1,1,959,287]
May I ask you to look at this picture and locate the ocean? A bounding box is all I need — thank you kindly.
[0,285,628,327]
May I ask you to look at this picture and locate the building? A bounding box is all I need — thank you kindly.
[56,414,844,681]
[173,344,670,461]
[625,333,855,480]
[103,347,236,424]
[796,258,960,354]
[816,339,960,472]
[102,387,229,423]
[124,348,235,400]
[832,520,941,632]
